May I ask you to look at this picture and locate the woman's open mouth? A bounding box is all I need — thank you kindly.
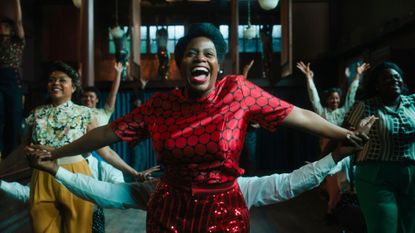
[190,66,210,84]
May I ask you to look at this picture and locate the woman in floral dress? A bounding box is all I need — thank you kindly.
[25,61,95,233]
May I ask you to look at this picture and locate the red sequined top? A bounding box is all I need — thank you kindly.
[110,75,293,186]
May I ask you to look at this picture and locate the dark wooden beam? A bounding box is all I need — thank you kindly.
[230,0,239,74]
[80,0,95,86]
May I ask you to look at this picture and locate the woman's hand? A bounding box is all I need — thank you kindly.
[25,144,55,158]
[356,62,371,76]
[355,115,378,135]
[296,61,314,79]
[333,115,377,162]
[114,62,123,75]
[26,153,59,176]
[242,60,254,78]
[134,165,161,182]
[347,115,378,146]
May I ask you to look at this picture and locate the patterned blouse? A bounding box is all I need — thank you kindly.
[91,105,113,127]
[344,94,415,162]
[26,101,93,148]
[0,36,25,69]
[110,75,294,186]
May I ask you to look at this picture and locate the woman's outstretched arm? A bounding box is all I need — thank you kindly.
[28,125,120,160]
[280,107,350,140]
[54,125,119,159]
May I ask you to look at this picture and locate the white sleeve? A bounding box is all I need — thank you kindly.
[342,79,359,112]
[328,156,351,176]
[55,167,137,209]
[0,180,30,203]
[100,161,125,183]
[306,78,324,115]
[238,155,336,209]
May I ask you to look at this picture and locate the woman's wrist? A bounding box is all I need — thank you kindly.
[50,149,58,160]
[50,162,60,176]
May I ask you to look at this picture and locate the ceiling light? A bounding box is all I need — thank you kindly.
[258,0,280,10]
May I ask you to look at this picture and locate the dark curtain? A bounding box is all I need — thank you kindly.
[256,82,320,173]
[99,90,157,174]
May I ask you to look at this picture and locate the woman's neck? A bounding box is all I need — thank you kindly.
[381,94,400,108]
[52,98,70,107]
[184,88,212,101]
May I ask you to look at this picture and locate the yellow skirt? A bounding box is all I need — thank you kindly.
[29,159,93,233]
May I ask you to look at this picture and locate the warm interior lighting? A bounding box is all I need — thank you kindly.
[258,0,280,10]
[244,0,256,39]
[187,0,211,1]
[110,0,124,39]
[72,0,81,8]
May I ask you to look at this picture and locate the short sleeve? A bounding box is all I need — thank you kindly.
[109,99,152,146]
[25,109,36,127]
[104,104,115,116]
[239,77,294,132]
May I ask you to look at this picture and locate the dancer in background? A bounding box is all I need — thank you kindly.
[344,62,415,233]
[296,61,370,127]
[0,0,25,158]
[297,61,370,232]
[81,63,140,178]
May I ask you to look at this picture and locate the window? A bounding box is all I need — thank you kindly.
[219,24,282,53]
[219,25,230,48]
[108,24,280,55]
[140,26,147,54]
[272,25,281,52]
[109,25,184,55]
[149,25,184,54]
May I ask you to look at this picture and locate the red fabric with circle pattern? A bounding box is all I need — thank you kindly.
[110,75,293,186]
[110,75,293,232]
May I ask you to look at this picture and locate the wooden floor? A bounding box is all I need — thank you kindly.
[0,188,343,233]
[0,163,345,233]
[104,188,343,233]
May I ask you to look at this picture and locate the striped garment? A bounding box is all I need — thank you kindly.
[344,94,415,162]
[146,180,249,233]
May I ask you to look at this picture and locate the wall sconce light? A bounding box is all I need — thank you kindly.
[258,0,280,11]
[244,0,256,39]
[110,0,128,80]
[156,28,170,80]
[110,26,124,39]
[110,0,124,39]
[72,0,81,8]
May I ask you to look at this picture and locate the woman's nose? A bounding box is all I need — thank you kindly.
[50,79,59,85]
[194,53,207,62]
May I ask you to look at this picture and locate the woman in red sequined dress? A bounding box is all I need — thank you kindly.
[29,23,366,233]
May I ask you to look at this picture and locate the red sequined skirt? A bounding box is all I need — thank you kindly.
[146,179,249,233]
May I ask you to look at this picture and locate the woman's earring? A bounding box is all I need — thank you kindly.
[218,69,224,79]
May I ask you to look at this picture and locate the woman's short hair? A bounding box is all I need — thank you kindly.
[323,87,342,101]
[174,23,227,68]
[83,86,101,98]
[362,61,407,99]
[47,61,82,98]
